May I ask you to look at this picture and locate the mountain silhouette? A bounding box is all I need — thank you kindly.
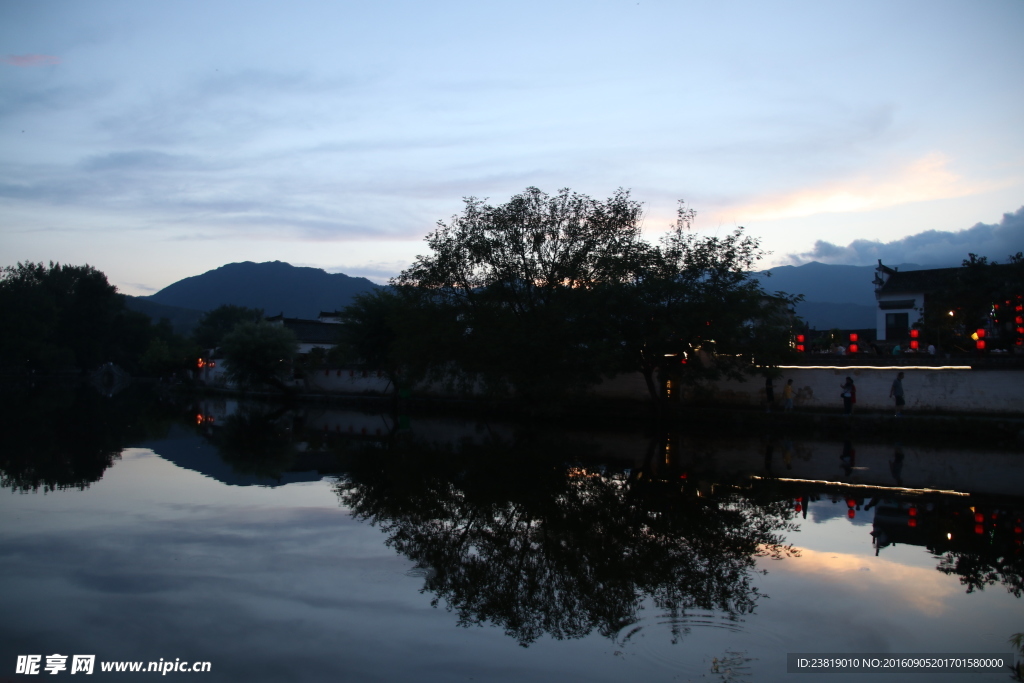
[755,261,950,330]
[145,261,379,319]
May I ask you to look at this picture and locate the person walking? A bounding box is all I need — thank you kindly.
[840,377,856,415]
[782,379,794,412]
[890,371,906,416]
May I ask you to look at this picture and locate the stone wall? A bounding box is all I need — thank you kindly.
[594,367,1024,415]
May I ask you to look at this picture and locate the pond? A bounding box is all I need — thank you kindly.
[1,386,1021,682]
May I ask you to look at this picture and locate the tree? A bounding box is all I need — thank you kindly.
[345,188,799,404]
[220,321,298,391]
[193,304,264,349]
[0,261,181,374]
[920,252,1024,351]
[395,186,647,399]
[597,204,799,401]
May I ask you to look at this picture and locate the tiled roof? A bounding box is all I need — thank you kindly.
[877,267,960,295]
[264,316,341,344]
[283,319,341,345]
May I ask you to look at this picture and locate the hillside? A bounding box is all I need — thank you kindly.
[755,261,951,330]
[146,261,379,319]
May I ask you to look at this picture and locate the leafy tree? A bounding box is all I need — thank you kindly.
[0,261,181,374]
[920,252,1024,351]
[395,187,647,398]
[193,304,264,349]
[343,188,798,404]
[220,321,298,391]
[606,204,799,400]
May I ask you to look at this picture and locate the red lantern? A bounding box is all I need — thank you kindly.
[849,333,859,343]
[795,503,802,513]
[908,518,917,528]
[909,340,919,350]
[849,344,858,353]
[846,498,856,508]
[975,524,985,534]
[974,512,985,523]
[977,340,986,350]
[847,509,856,519]
[1017,316,1024,325]
[976,328,986,339]
[796,344,805,352]
[908,507,918,517]
[910,329,919,339]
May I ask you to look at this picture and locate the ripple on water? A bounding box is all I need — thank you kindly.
[613,609,781,675]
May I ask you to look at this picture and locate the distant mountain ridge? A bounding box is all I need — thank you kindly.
[145,261,379,320]
[755,260,954,330]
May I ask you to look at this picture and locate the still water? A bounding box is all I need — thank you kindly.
[1,386,1021,682]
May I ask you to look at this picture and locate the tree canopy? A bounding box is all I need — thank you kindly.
[220,321,299,391]
[339,188,798,403]
[0,261,195,375]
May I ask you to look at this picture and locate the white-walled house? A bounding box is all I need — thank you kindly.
[873,261,958,342]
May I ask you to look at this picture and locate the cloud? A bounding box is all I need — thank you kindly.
[2,54,61,67]
[786,206,1024,266]
[725,153,994,222]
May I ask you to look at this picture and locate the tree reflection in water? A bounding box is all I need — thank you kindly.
[335,431,799,646]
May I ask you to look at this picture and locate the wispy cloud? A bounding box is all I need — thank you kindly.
[786,206,1024,266]
[723,153,993,222]
[2,54,61,67]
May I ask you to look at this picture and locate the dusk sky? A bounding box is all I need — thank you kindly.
[2,0,1022,295]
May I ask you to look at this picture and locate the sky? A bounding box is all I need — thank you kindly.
[1,0,1022,295]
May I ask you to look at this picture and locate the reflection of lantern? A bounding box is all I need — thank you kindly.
[1014,526,1022,534]
[976,340,986,350]
[846,498,856,508]
[847,509,856,519]
[795,503,803,513]
[975,512,985,523]
[909,340,919,350]
[908,518,917,528]
[975,524,985,534]
[849,344,859,353]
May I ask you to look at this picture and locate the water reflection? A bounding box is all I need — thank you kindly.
[335,431,798,646]
[0,384,176,492]
[2,389,1021,656]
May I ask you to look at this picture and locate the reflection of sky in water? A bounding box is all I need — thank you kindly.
[1,440,1019,683]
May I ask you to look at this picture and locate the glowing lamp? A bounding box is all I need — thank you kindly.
[795,497,802,502]
[796,334,805,343]
[974,512,985,523]
[908,507,918,517]
[849,344,859,353]
[847,509,856,519]
[1016,316,1024,325]
[908,518,917,528]
[976,340,986,350]
[1015,526,1022,534]
[976,328,986,339]
[909,340,919,350]
[910,329,919,338]
[846,498,856,508]
[975,524,985,535]
[796,344,805,352]
[849,333,859,342]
